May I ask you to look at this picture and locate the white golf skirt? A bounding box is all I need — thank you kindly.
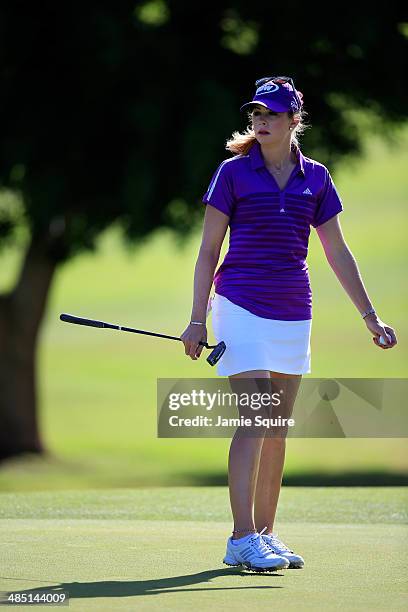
[207,292,312,377]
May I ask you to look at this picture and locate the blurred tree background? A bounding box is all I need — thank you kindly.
[0,1,407,484]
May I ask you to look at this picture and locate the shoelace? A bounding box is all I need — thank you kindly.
[249,532,275,556]
[264,532,292,553]
[245,527,277,556]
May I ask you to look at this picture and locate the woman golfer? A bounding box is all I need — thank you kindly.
[180,76,397,572]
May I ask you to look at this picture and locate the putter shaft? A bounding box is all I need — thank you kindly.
[59,313,216,348]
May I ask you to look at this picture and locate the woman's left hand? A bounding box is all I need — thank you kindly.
[364,314,398,349]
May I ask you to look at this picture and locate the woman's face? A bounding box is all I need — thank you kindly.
[250,104,293,144]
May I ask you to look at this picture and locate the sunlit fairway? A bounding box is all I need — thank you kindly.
[0,487,407,610]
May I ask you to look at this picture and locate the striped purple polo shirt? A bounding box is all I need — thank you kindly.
[202,140,343,320]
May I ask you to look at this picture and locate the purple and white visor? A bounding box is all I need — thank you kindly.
[240,80,301,113]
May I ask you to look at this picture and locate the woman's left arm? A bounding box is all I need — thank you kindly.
[315,215,398,349]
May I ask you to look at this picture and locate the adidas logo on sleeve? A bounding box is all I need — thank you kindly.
[302,188,313,195]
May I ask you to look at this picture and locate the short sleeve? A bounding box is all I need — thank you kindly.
[311,167,344,228]
[202,160,235,217]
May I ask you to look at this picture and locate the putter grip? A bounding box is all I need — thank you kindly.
[60,313,106,328]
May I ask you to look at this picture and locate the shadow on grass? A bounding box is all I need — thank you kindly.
[175,471,408,486]
[0,569,284,602]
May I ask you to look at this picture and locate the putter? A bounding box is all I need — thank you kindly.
[60,313,226,366]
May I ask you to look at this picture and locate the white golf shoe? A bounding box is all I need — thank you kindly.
[223,528,290,573]
[261,532,304,568]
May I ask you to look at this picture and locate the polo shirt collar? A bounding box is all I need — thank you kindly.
[249,140,306,177]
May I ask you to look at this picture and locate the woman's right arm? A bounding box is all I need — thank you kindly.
[180,205,230,360]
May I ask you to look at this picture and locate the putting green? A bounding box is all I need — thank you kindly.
[0,487,406,610]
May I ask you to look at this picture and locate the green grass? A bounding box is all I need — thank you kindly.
[0,487,407,610]
[0,128,407,491]
[0,487,407,523]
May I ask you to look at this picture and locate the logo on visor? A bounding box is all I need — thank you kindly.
[256,82,279,96]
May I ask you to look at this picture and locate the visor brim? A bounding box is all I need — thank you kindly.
[240,100,291,113]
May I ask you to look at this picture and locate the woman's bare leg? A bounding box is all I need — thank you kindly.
[254,372,302,535]
[227,370,270,540]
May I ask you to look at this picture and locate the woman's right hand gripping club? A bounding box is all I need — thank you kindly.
[180,323,207,360]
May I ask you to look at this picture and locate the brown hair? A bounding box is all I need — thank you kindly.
[225,93,310,156]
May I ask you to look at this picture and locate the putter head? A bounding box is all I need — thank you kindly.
[206,341,226,366]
